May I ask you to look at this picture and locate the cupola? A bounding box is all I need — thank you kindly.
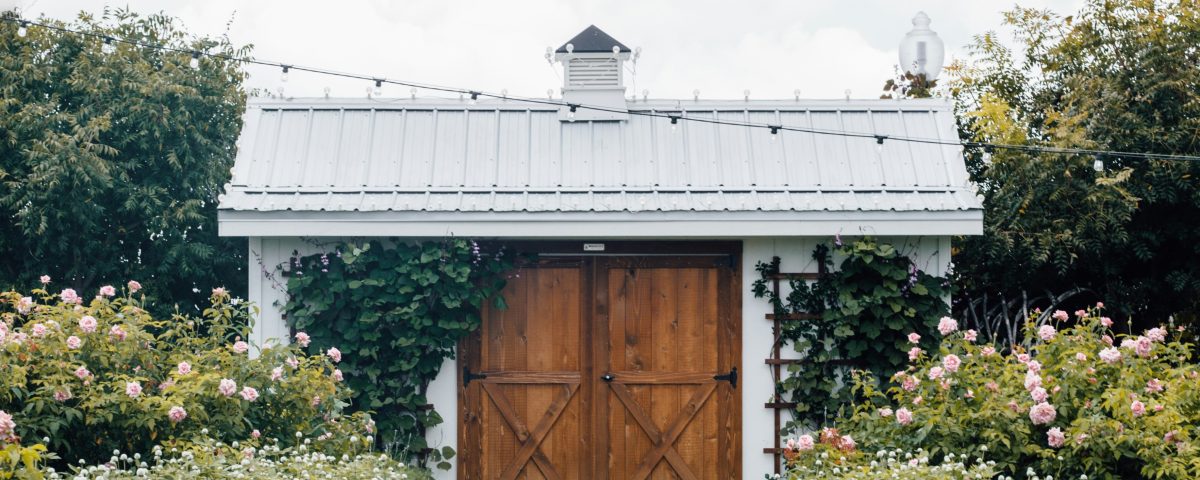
[553,25,631,122]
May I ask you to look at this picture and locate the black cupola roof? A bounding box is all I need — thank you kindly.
[556,25,631,53]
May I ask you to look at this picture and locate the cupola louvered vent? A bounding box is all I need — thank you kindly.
[567,58,620,87]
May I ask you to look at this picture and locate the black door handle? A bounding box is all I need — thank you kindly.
[713,367,738,389]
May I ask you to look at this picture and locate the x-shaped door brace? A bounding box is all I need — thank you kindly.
[609,382,718,480]
[481,382,579,480]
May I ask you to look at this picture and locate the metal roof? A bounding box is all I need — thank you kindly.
[218,97,982,237]
[556,25,631,53]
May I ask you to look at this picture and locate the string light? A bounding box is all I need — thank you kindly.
[3,16,1200,165]
[468,91,479,106]
[280,65,289,83]
[372,79,382,97]
[875,135,887,154]
[567,103,578,122]
[670,116,679,132]
[1094,154,1105,172]
[101,37,115,54]
[769,125,780,141]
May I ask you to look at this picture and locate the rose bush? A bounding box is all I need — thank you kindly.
[833,307,1200,479]
[774,428,995,479]
[0,284,372,470]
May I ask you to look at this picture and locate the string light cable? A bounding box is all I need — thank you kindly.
[4,16,1200,164]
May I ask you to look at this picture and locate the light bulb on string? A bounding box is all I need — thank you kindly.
[769,126,780,142]
[1093,154,1105,172]
[567,104,578,122]
[280,65,289,83]
[101,37,115,54]
[189,52,200,69]
[468,91,479,106]
[875,135,887,155]
[372,79,382,97]
[670,116,679,133]
[17,21,28,37]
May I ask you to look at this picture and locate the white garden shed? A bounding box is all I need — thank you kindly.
[219,25,981,480]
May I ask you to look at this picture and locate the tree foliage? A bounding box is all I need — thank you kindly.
[0,9,249,311]
[949,0,1200,330]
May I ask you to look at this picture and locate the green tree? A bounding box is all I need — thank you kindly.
[948,0,1200,334]
[0,8,249,311]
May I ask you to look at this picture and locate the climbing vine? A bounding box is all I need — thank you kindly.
[282,239,518,469]
[753,237,950,431]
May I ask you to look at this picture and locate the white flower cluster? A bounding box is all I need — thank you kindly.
[49,442,424,480]
[784,448,997,480]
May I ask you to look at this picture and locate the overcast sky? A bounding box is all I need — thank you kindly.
[12,0,1083,101]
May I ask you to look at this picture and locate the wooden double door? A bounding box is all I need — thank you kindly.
[459,244,741,479]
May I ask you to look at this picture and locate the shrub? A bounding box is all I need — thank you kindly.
[836,306,1200,479]
[773,428,995,479]
[0,284,369,468]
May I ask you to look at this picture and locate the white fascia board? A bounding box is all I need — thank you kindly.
[218,210,982,238]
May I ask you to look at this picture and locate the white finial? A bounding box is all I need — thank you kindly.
[410,87,417,99]
[323,87,330,99]
[545,46,554,64]
[612,45,621,57]
[642,89,649,102]
[565,43,574,54]
[693,89,700,101]
[547,88,554,99]
[794,89,801,101]
[501,88,508,99]
[844,89,852,100]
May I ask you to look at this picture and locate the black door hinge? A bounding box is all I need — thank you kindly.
[463,367,488,386]
[713,367,738,389]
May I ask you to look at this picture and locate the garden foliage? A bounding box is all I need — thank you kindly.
[0,9,248,312]
[825,308,1200,479]
[754,238,949,429]
[0,282,371,472]
[283,239,515,468]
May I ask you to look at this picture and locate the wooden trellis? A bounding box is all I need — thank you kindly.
[760,256,826,475]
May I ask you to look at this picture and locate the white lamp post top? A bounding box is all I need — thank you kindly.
[899,11,945,82]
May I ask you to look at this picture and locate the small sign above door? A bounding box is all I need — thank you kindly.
[582,243,605,252]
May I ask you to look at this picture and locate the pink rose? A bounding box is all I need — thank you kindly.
[168,406,187,423]
[1096,302,1105,309]
[1154,404,1164,412]
[963,329,978,342]
[212,287,228,297]
[59,289,79,304]
[125,381,143,398]
[127,280,142,293]
[286,356,300,369]
[907,332,921,344]
[30,323,47,338]
[839,435,855,450]
[981,346,996,356]
[74,366,91,379]
[1135,336,1153,357]
[53,389,72,402]
[108,325,126,341]
[986,381,999,392]
[66,336,82,349]
[937,317,958,335]
[326,347,342,363]
[79,316,97,333]
[1052,310,1069,321]
[239,386,259,402]
[902,375,920,391]
[896,407,913,425]
[1030,387,1048,403]
[912,396,922,405]
[16,297,33,315]
[1047,427,1065,448]
[1146,327,1166,342]
[1038,325,1056,341]
[1075,433,1089,444]
[251,429,261,439]
[294,332,311,347]
[271,367,284,381]
[1017,353,1031,364]
[1026,360,1042,374]
[796,434,814,451]
[1146,379,1164,393]
[942,354,961,373]
[1102,335,1113,346]
[1101,317,1113,327]
[311,396,321,407]
[0,411,16,443]
[964,389,975,399]
[1075,352,1087,362]
[1131,400,1146,417]
[218,378,237,397]
[1029,402,1057,425]
[177,362,192,375]
[1075,309,1087,318]
[232,341,249,354]
[39,275,51,284]
[1099,347,1122,363]
[879,407,893,417]
[927,366,944,380]
[908,347,923,361]
[332,369,343,382]
[98,285,116,297]
[159,379,175,391]
[1025,371,1042,391]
